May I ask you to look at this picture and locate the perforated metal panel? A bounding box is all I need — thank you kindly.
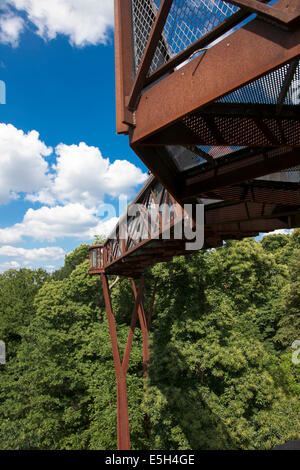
[257,167,300,183]
[181,113,300,146]
[131,0,169,74]
[219,60,300,106]
[131,0,239,74]
[284,62,300,106]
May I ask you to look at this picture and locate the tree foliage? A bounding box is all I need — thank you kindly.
[0,233,299,449]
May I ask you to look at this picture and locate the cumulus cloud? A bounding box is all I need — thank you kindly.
[0,122,145,267]
[26,189,56,206]
[0,246,65,273]
[0,260,21,273]
[0,203,118,244]
[0,123,52,204]
[0,12,25,46]
[2,0,114,47]
[51,142,147,207]
[0,123,147,207]
[0,245,65,261]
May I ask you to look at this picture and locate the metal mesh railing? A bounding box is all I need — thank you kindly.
[131,0,169,74]
[131,0,239,75]
[284,62,300,106]
[218,61,300,106]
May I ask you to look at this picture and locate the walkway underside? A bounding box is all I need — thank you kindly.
[114,0,300,229]
[90,173,300,277]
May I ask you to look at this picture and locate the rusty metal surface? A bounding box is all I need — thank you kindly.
[90,175,300,277]
[131,19,300,144]
[130,0,239,76]
[128,0,173,111]
[114,0,135,132]
[114,0,300,198]
[114,1,300,191]
[98,0,300,452]
[101,274,145,450]
[101,273,131,450]
[225,0,300,25]
[181,147,300,199]
[106,0,300,277]
[139,112,300,147]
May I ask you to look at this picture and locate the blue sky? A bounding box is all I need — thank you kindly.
[0,0,148,273]
[0,0,291,273]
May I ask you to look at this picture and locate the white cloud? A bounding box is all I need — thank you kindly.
[103,159,148,197]
[0,122,145,253]
[0,226,22,245]
[0,260,21,273]
[261,229,294,238]
[0,12,24,46]
[26,189,56,206]
[51,142,147,207]
[0,123,52,204]
[0,245,65,261]
[0,124,147,207]
[86,216,119,240]
[0,203,118,244]
[3,0,114,47]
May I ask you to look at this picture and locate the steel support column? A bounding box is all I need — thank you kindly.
[101,273,145,450]
[131,280,157,378]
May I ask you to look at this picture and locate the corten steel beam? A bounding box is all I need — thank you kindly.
[131,279,158,378]
[95,269,158,449]
[101,273,130,450]
[204,200,300,225]
[122,276,145,374]
[135,1,273,98]
[131,145,300,207]
[225,0,300,26]
[200,182,300,206]
[101,273,145,450]
[198,103,298,120]
[90,173,300,277]
[128,0,173,111]
[139,115,300,147]
[181,148,300,200]
[143,9,255,89]
[277,60,299,114]
[130,4,300,145]
[114,0,135,132]
[139,106,300,147]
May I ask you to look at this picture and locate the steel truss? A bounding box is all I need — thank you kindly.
[89,0,300,450]
[90,172,299,449]
[100,273,157,450]
[90,175,300,277]
[114,0,300,201]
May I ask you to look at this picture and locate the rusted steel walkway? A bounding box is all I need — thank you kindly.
[115,0,300,202]
[89,0,300,450]
[90,169,300,277]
